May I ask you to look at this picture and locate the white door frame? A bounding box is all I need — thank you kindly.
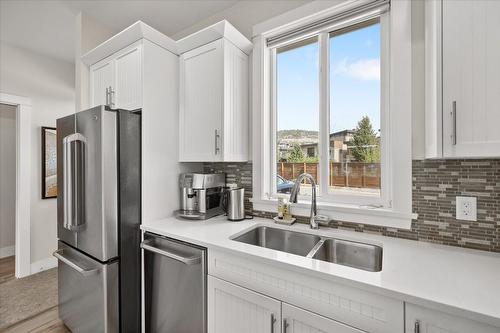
[0,92,31,278]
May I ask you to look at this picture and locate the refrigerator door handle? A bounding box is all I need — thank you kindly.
[53,249,99,276]
[141,239,202,265]
[62,133,86,231]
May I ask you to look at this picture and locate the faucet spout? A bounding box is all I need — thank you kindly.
[289,173,319,229]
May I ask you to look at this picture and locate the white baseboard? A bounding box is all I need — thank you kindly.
[0,245,15,258]
[31,256,57,274]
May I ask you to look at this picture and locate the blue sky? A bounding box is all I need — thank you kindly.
[277,23,381,134]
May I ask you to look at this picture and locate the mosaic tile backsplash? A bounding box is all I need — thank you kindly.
[204,160,500,253]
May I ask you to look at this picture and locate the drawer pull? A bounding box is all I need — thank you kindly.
[451,101,457,145]
[414,319,420,333]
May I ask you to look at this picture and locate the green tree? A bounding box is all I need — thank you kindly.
[287,144,305,162]
[350,116,380,162]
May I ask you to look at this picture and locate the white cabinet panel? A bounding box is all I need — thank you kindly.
[283,303,363,333]
[179,38,249,162]
[115,44,142,110]
[222,41,249,161]
[406,304,499,333]
[209,249,404,333]
[90,60,113,108]
[89,41,143,111]
[179,39,223,162]
[441,0,500,157]
[208,276,281,333]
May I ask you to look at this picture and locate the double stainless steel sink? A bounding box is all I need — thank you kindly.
[232,226,382,272]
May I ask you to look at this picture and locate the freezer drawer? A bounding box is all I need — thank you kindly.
[55,241,119,333]
[142,233,206,333]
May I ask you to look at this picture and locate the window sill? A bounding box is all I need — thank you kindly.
[251,198,416,230]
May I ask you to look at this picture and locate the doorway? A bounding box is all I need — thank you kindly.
[0,103,16,282]
[0,93,31,278]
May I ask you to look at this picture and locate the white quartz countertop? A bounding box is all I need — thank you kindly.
[141,216,500,327]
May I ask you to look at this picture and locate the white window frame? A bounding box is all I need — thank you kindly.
[270,18,389,207]
[252,0,415,229]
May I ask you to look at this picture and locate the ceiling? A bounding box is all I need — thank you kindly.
[0,0,308,63]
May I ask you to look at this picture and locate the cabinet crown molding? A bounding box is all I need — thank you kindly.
[81,20,253,67]
[176,20,253,55]
[81,21,177,65]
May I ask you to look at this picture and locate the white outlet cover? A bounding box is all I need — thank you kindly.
[456,196,477,221]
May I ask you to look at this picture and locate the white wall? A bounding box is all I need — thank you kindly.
[172,0,310,40]
[0,104,16,257]
[75,12,116,111]
[0,42,75,267]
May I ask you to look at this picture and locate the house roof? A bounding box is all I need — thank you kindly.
[330,129,355,137]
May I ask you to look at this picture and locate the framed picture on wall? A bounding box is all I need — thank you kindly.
[42,126,57,199]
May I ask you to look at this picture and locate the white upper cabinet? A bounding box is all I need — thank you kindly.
[114,44,142,110]
[180,39,224,162]
[179,21,251,162]
[406,304,499,333]
[90,60,114,107]
[426,0,500,158]
[89,41,142,110]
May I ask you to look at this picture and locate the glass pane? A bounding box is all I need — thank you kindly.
[329,21,381,197]
[276,38,319,195]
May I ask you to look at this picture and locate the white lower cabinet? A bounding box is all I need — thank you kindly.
[282,303,363,333]
[406,304,499,333]
[208,251,500,333]
[208,276,281,333]
[209,249,404,333]
[208,276,363,333]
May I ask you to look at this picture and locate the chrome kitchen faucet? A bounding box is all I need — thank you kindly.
[289,173,329,229]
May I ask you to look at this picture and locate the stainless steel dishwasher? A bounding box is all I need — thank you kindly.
[141,232,206,333]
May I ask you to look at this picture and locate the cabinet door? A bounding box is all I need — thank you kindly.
[442,0,500,157]
[282,303,363,333]
[179,39,223,162]
[114,42,142,110]
[90,59,114,108]
[208,276,281,333]
[406,304,499,333]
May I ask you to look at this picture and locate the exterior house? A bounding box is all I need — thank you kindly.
[299,129,355,162]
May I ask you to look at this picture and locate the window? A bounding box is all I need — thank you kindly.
[275,38,319,196]
[253,0,413,229]
[329,20,381,198]
[273,19,385,205]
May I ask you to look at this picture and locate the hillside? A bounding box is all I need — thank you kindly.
[277,129,318,142]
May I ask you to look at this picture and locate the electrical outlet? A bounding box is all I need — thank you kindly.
[456,196,477,221]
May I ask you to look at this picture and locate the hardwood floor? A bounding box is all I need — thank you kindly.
[0,256,15,284]
[1,306,69,333]
[0,256,70,333]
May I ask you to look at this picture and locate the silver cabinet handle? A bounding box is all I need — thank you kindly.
[270,313,276,333]
[141,239,202,265]
[105,87,110,106]
[62,133,86,231]
[214,129,220,155]
[414,319,420,333]
[451,101,457,145]
[283,319,289,333]
[53,249,98,277]
[109,86,116,109]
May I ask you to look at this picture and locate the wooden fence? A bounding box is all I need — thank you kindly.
[277,162,381,189]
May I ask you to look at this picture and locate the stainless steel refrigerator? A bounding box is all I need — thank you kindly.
[54,105,141,333]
